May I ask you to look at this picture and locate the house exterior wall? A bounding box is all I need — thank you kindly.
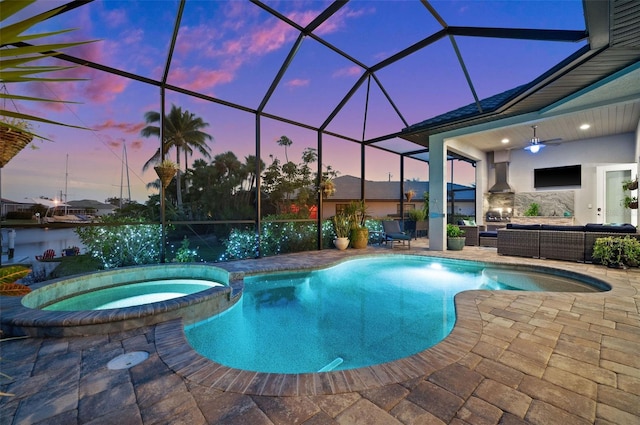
[506,132,636,225]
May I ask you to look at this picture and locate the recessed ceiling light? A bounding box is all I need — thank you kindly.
[579,124,590,130]
[501,138,509,144]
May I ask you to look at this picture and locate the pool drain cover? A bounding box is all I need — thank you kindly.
[107,351,149,370]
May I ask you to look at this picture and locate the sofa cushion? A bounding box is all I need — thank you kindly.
[541,225,585,231]
[584,223,636,233]
[506,223,542,230]
[458,219,477,226]
[479,231,497,237]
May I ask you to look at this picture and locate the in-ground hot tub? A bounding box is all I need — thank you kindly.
[2,264,242,337]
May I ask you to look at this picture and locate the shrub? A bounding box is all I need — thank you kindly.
[221,218,384,260]
[76,218,161,268]
[171,237,199,263]
[447,224,465,238]
[593,236,640,268]
[221,227,259,260]
[407,209,426,221]
[6,211,32,220]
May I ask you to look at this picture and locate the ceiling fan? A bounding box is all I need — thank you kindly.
[524,125,562,153]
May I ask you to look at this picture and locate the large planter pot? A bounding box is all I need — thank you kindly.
[333,237,349,250]
[416,220,429,238]
[404,220,416,237]
[447,237,465,251]
[350,228,369,249]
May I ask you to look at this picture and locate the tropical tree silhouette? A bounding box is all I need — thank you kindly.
[276,135,292,163]
[140,104,212,209]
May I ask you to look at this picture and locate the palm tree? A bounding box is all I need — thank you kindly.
[277,135,292,163]
[140,105,212,208]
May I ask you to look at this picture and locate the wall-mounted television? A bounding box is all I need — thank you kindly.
[534,165,581,188]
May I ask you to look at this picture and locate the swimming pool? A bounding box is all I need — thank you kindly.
[185,256,608,374]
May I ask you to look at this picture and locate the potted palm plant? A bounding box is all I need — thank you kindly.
[447,224,466,250]
[332,211,350,250]
[347,200,369,249]
[405,208,426,238]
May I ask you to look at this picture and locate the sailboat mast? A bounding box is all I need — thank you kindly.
[64,154,68,215]
[119,141,132,208]
[124,142,131,202]
[120,144,124,209]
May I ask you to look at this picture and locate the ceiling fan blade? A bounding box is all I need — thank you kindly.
[541,137,562,145]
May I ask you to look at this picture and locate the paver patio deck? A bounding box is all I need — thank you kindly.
[1,240,639,424]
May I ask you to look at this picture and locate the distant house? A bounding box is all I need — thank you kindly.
[322,175,476,220]
[0,198,33,218]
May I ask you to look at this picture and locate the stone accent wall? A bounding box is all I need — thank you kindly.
[514,191,574,217]
[484,191,576,223]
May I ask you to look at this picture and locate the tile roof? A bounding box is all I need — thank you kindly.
[403,84,530,133]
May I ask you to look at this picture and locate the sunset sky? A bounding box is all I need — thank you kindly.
[3,0,586,204]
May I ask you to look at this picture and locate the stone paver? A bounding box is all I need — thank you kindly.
[1,243,639,424]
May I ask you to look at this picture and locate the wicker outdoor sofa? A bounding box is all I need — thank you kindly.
[497,223,639,262]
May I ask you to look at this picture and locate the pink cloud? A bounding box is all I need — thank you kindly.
[169,67,235,92]
[286,10,319,28]
[247,21,295,55]
[175,25,222,58]
[165,2,372,97]
[83,72,128,103]
[130,139,144,150]
[103,9,128,28]
[222,1,256,30]
[93,119,145,134]
[121,28,143,45]
[286,78,309,88]
[333,66,362,78]
[315,6,375,35]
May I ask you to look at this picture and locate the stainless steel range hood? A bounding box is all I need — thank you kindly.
[489,161,514,193]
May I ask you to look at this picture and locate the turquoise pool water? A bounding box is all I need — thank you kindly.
[185,256,606,374]
[43,279,224,310]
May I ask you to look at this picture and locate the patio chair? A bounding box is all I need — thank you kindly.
[35,249,56,261]
[457,220,486,246]
[382,221,411,249]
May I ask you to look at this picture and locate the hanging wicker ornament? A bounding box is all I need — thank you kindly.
[154,165,177,189]
[0,125,34,168]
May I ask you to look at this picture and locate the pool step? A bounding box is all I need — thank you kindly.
[318,357,343,372]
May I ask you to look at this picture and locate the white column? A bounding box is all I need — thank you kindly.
[428,135,448,250]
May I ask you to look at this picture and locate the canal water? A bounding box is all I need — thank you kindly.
[0,227,85,264]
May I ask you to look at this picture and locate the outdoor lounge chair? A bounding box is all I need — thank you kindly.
[382,221,411,249]
[35,249,56,261]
